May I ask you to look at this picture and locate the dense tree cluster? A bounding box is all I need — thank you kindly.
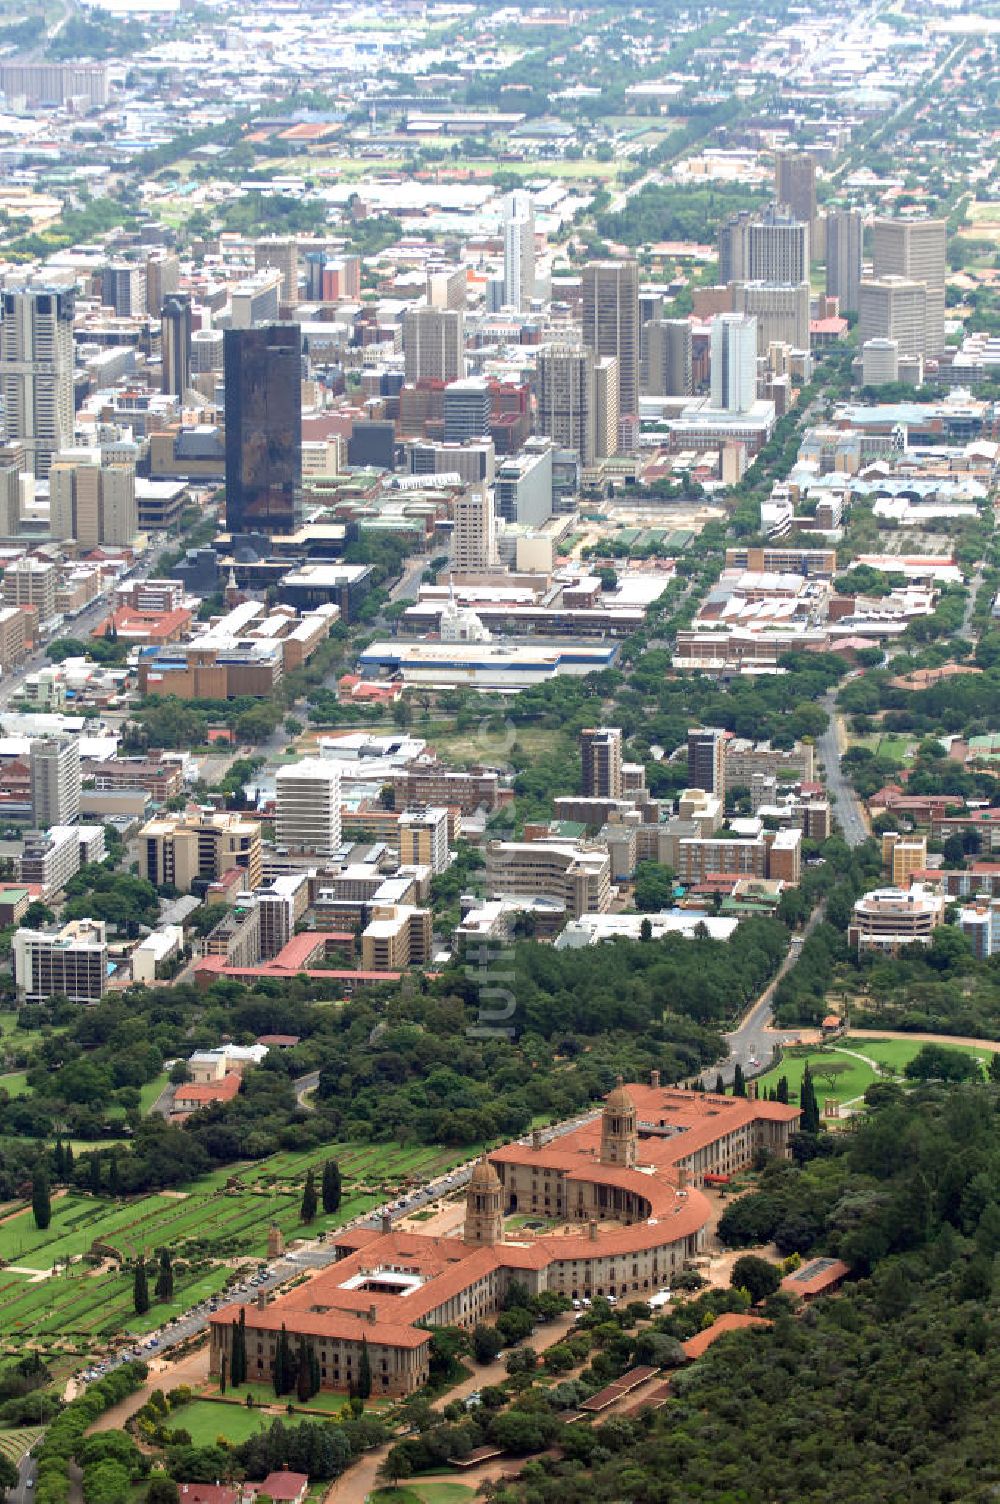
[492,1083,1000,1502]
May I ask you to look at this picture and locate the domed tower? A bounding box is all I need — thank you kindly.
[464,1154,504,1247]
[600,1077,637,1168]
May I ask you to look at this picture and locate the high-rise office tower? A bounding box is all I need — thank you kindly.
[275,758,341,856]
[503,190,535,311]
[775,149,817,228]
[826,208,864,315]
[254,237,298,305]
[582,259,640,420]
[443,377,491,443]
[0,456,20,537]
[145,251,179,317]
[161,293,192,399]
[223,324,302,535]
[452,487,496,571]
[0,287,75,478]
[721,205,809,286]
[747,205,809,282]
[536,344,596,466]
[644,319,693,396]
[734,282,810,353]
[710,313,757,413]
[581,727,623,800]
[230,270,282,329]
[30,737,81,827]
[402,306,464,384]
[102,262,146,318]
[191,328,224,375]
[594,357,620,460]
[872,217,946,356]
[719,209,753,284]
[49,453,137,547]
[857,277,927,359]
[426,265,466,311]
[305,250,325,301]
[687,728,726,797]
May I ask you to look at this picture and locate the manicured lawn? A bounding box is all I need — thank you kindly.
[847,1036,996,1074]
[756,1036,1000,1111]
[0,1072,29,1098]
[756,1047,878,1110]
[166,1399,279,1447]
[139,1074,169,1114]
[204,1380,351,1414]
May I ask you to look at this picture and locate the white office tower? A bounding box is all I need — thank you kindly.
[275,758,342,857]
[710,313,758,413]
[30,737,81,828]
[0,287,75,477]
[453,486,497,571]
[503,191,535,311]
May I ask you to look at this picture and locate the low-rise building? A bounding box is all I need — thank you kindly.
[14,918,108,1003]
[485,837,612,918]
[360,904,433,970]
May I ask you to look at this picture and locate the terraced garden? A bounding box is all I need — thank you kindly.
[0,1427,43,1465]
[0,1140,468,1349]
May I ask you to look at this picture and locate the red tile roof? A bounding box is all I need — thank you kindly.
[253,1474,308,1501]
[682,1312,772,1359]
[173,1073,241,1106]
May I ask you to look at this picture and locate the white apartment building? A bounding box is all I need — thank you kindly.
[14,918,108,1004]
[275,758,342,856]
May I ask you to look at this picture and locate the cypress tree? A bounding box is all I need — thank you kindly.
[219,1354,227,1396]
[776,1075,790,1105]
[108,1155,120,1196]
[300,1169,317,1225]
[714,1073,725,1096]
[31,1170,51,1231]
[88,1153,102,1195]
[733,1062,746,1098]
[357,1338,372,1402]
[230,1319,242,1388]
[296,1335,310,1403]
[52,1140,65,1179]
[64,1142,74,1178]
[155,1248,173,1302]
[800,1064,820,1134]
[309,1345,320,1399]
[321,1160,342,1216]
[236,1307,247,1385]
[274,1323,292,1396]
[134,1259,150,1315]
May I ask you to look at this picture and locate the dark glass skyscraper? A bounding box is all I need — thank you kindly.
[161,293,192,399]
[224,324,302,534]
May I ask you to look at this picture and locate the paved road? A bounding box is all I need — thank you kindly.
[817,691,869,848]
[0,528,197,709]
[702,908,824,1088]
[293,1070,319,1108]
[8,1453,37,1504]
